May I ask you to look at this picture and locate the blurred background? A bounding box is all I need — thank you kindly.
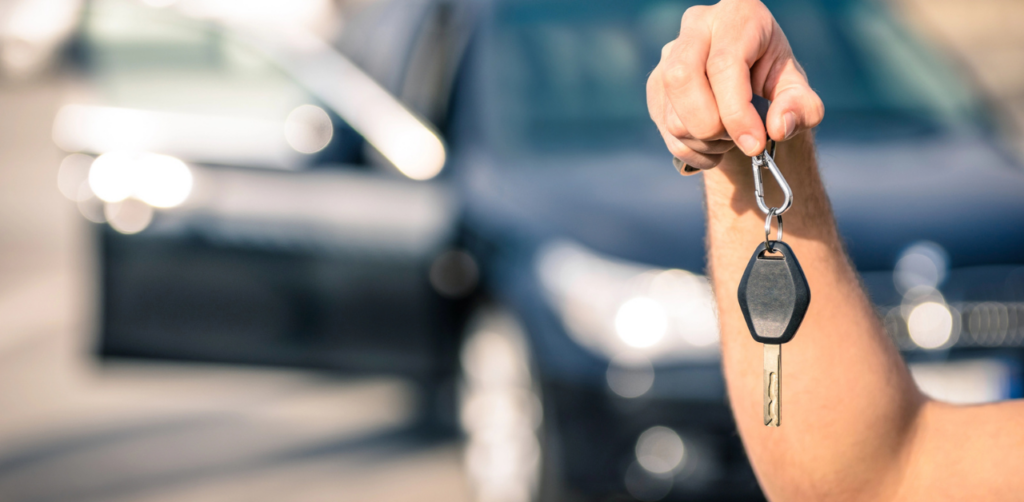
[1,0,1023,501]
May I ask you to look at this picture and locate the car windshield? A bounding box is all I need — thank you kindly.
[71,0,361,169]
[480,0,984,153]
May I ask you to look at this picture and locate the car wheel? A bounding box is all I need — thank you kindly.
[459,307,568,502]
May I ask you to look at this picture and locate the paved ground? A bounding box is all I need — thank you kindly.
[0,75,470,502]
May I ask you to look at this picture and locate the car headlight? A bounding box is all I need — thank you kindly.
[536,240,719,363]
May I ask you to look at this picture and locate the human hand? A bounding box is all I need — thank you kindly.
[646,0,824,173]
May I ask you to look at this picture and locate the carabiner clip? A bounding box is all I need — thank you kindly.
[751,139,792,216]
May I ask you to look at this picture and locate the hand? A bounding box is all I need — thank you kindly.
[647,0,824,171]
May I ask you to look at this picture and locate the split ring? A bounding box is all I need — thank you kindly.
[764,208,783,252]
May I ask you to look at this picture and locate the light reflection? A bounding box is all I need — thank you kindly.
[910,359,1012,404]
[635,426,686,475]
[968,302,1012,346]
[894,241,949,294]
[89,151,136,203]
[429,249,479,298]
[247,28,447,180]
[616,297,667,348]
[625,461,673,502]
[536,241,720,363]
[907,301,954,349]
[88,151,192,208]
[76,190,106,224]
[650,269,719,347]
[53,104,297,170]
[104,199,153,234]
[57,153,94,201]
[133,154,192,208]
[606,355,654,398]
[284,104,333,154]
[178,0,333,31]
[460,312,541,502]
[139,0,177,7]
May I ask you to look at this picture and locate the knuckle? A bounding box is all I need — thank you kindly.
[680,5,707,25]
[660,41,674,60]
[704,52,739,78]
[662,64,691,89]
[718,105,747,125]
[688,120,724,141]
[665,119,688,139]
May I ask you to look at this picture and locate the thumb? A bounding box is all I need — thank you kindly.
[765,61,824,142]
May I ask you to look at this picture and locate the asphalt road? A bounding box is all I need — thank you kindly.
[0,74,470,502]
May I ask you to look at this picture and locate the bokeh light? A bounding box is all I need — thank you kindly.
[88,151,192,208]
[635,426,685,475]
[615,297,667,348]
[908,301,954,349]
[133,154,192,208]
[88,151,136,203]
[606,355,654,398]
[895,241,949,294]
[104,198,154,234]
[57,153,94,201]
[284,104,333,154]
[460,315,541,502]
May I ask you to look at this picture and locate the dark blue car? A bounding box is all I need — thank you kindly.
[70,0,1024,501]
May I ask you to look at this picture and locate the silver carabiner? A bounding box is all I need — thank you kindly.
[751,140,792,216]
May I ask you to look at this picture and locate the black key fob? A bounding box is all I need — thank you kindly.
[737,241,810,344]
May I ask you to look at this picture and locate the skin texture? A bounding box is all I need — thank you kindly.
[647,1,1024,500]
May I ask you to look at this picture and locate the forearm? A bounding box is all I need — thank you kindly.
[703,132,924,501]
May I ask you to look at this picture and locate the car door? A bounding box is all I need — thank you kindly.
[56,0,472,382]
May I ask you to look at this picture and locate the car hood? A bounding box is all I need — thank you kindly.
[459,134,1024,274]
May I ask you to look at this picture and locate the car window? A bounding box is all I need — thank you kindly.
[71,0,365,169]
[480,0,986,153]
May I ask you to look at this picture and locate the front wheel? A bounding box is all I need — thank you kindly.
[458,307,571,502]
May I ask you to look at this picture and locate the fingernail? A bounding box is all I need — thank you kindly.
[737,134,759,155]
[783,112,797,140]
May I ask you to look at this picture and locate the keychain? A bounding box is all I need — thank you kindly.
[736,95,811,427]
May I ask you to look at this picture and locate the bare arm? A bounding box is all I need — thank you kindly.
[647,1,1024,500]
[707,134,921,500]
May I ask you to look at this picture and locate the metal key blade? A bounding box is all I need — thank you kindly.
[763,344,781,427]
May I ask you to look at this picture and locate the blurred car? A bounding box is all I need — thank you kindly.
[54,0,1024,502]
[53,0,467,420]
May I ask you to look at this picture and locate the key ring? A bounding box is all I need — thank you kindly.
[764,207,783,252]
[752,140,793,216]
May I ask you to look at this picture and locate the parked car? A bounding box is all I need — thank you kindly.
[56,0,1024,502]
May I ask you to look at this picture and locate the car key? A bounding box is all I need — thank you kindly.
[736,95,811,427]
[738,240,810,426]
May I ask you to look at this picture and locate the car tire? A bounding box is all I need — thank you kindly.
[459,306,573,502]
